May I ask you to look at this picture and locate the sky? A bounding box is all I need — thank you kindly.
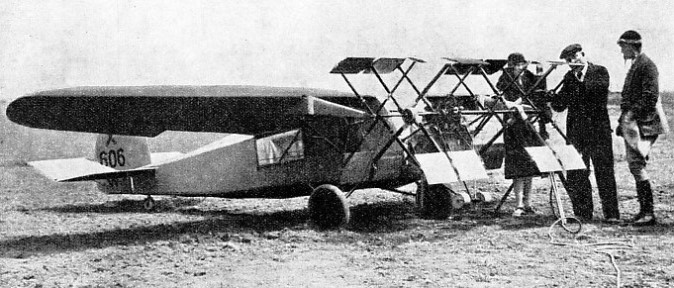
[1,0,673,101]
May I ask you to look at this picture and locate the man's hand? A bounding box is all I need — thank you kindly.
[504,98,528,120]
[503,98,522,109]
[616,110,635,136]
[543,90,556,102]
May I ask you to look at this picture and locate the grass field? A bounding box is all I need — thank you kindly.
[1,92,673,287]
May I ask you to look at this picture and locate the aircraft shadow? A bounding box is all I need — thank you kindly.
[5,198,671,258]
[0,207,309,259]
[0,199,435,257]
[41,198,205,214]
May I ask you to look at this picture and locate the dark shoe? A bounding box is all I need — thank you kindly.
[523,206,536,215]
[632,214,656,226]
[631,212,647,223]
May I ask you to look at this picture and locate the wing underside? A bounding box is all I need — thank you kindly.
[7,85,374,137]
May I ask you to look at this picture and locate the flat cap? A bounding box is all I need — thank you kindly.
[559,43,582,59]
[507,52,527,65]
[618,30,642,45]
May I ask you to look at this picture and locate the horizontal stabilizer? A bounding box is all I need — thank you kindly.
[62,167,156,182]
[29,158,117,182]
[28,157,156,182]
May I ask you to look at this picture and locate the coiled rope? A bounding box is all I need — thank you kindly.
[548,219,634,288]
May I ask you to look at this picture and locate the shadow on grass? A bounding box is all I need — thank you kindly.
[7,197,673,258]
[0,207,310,259]
[0,199,456,257]
[41,198,205,214]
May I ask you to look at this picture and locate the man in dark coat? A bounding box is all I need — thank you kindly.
[551,44,620,222]
[616,30,666,226]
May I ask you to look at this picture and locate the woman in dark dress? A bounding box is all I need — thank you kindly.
[496,53,547,217]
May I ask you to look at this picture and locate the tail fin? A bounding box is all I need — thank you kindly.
[95,134,153,194]
[95,134,151,170]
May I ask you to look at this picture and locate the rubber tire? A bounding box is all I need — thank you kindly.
[416,182,452,220]
[476,191,493,203]
[308,185,350,229]
[143,196,155,211]
[451,192,471,210]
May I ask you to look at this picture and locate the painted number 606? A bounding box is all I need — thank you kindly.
[99,149,126,168]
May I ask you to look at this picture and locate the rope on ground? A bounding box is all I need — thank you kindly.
[598,251,621,288]
[548,220,634,288]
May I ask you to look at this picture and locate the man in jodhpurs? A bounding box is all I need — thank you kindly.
[616,30,666,226]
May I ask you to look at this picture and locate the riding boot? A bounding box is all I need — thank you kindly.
[642,180,654,214]
[633,180,656,226]
[632,181,646,221]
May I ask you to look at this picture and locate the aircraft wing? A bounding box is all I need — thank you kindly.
[443,58,508,75]
[6,85,374,137]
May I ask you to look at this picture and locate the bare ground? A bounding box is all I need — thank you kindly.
[2,95,674,288]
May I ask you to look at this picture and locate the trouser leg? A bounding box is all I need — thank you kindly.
[566,166,593,220]
[592,139,620,219]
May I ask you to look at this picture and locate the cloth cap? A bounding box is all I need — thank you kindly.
[559,44,582,59]
[618,30,642,45]
[507,53,526,65]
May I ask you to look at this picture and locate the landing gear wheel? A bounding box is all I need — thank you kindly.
[475,191,493,203]
[451,192,471,210]
[416,182,452,219]
[308,185,350,229]
[143,196,155,211]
